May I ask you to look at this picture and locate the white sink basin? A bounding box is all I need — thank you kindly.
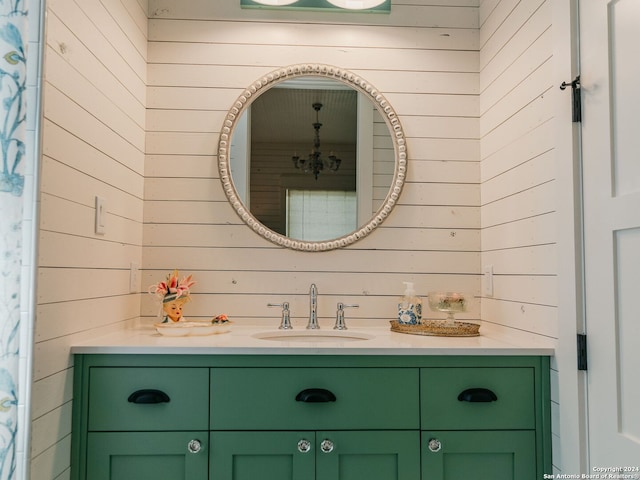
[252,330,374,343]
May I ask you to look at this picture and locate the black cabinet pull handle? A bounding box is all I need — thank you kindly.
[128,389,171,404]
[296,388,337,403]
[457,387,497,402]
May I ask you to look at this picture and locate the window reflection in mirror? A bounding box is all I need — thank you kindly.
[287,190,357,241]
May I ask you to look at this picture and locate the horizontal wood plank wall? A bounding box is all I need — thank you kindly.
[479,0,559,471]
[144,0,481,325]
[31,1,148,479]
[479,0,556,338]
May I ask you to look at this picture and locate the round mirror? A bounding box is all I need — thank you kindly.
[218,64,407,251]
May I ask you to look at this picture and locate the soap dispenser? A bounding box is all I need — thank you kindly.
[398,282,422,325]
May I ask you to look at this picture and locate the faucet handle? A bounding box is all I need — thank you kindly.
[268,302,292,330]
[334,302,359,330]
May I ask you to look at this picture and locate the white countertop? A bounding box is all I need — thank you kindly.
[70,320,555,356]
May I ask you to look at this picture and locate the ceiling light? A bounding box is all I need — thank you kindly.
[242,0,390,11]
[251,0,299,5]
[326,0,386,9]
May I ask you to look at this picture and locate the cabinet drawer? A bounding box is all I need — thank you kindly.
[210,368,419,430]
[88,367,209,431]
[420,367,535,430]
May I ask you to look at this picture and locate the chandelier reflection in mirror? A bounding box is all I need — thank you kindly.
[291,103,342,180]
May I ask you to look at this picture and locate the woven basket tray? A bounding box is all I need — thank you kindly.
[390,320,480,337]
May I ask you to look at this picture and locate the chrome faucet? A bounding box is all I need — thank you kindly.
[307,283,319,329]
[334,302,359,330]
[267,302,292,330]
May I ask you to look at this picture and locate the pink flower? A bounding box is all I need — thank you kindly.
[149,270,196,300]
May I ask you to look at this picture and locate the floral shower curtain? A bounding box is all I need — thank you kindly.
[0,1,27,479]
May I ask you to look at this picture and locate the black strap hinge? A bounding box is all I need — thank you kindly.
[560,75,581,123]
[577,333,587,371]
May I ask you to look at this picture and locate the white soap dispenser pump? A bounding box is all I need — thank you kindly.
[398,281,422,325]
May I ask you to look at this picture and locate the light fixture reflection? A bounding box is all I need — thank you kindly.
[292,103,341,180]
[326,0,386,9]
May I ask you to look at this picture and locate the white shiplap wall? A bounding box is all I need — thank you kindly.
[30,0,570,477]
[30,1,148,478]
[143,1,482,325]
[479,0,556,337]
[479,0,559,472]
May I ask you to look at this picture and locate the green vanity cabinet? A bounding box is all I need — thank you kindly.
[71,355,551,480]
[210,431,315,480]
[209,367,420,430]
[209,367,420,480]
[420,366,548,480]
[86,367,209,431]
[72,364,210,480]
[210,430,420,480]
[421,430,536,480]
[86,431,209,480]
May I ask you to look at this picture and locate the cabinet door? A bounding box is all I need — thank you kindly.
[421,431,536,480]
[316,431,420,480]
[86,432,208,480]
[210,431,315,480]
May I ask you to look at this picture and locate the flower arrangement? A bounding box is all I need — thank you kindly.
[150,269,195,303]
[149,270,195,323]
[429,292,466,312]
[427,292,467,327]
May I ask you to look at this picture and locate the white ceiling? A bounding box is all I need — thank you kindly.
[249,83,359,146]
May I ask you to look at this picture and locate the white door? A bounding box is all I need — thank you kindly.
[580,0,640,467]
